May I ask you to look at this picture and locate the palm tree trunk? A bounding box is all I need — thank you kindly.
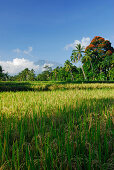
[90,60,94,80]
[70,70,74,81]
[81,65,86,80]
[90,60,93,71]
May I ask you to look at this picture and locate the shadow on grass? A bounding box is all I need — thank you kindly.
[0,82,32,92]
[0,97,113,169]
[0,81,114,92]
[56,80,114,84]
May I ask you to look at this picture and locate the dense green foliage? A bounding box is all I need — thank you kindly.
[0,84,114,169]
[9,68,36,81]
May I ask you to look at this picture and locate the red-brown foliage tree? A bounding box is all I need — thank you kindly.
[84,36,114,80]
[85,36,114,57]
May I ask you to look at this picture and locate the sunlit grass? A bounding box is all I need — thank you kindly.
[0,83,114,169]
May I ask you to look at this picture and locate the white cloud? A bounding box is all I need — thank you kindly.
[42,63,54,72]
[13,46,33,57]
[0,58,39,75]
[13,48,21,53]
[65,37,90,50]
[23,46,33,56]
[81,37,90,48]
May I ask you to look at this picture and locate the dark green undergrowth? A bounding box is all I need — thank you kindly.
[0,81,114,92]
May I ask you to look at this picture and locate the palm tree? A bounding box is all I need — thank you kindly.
[84,51,93,71]
[43,65,52,80]
[52,66,60,80]
[83,50,94,80]
[70,44,86,80]
[64,60,74,81]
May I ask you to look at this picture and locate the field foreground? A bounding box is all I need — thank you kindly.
[0,83,114,169]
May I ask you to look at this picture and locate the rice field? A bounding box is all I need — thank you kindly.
[0,83,114,169]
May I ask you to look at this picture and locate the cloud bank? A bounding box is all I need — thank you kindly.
[65,37,90,50]
[0,58,39,75]
[0,58,60,75]
[0,46,62,75]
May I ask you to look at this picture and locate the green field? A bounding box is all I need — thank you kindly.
[0,82,114,169]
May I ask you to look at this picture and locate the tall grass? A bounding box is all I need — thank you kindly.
[0,84,114,169]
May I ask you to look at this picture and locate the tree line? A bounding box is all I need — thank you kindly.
[0,36,114,81]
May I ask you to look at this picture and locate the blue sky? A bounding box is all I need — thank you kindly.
[0,0,114,75]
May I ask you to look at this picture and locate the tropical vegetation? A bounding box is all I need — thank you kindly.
[0,36,114,169]
[1,36,113,82]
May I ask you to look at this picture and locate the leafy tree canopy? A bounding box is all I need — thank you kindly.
[85,36,114,58]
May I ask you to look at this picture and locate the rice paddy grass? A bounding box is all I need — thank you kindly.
[0,83,114,169]
[0,81,114,91]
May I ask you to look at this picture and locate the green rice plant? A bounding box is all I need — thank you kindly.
[0,83,113,169]
[88,144,91,170]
